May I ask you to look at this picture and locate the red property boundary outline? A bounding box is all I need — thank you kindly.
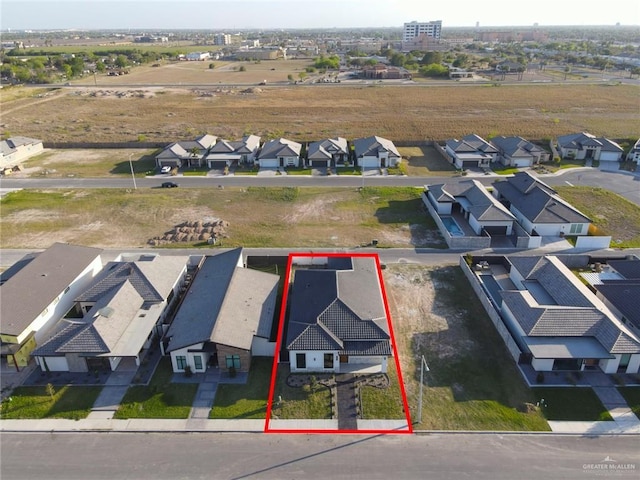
[264,252,413,434]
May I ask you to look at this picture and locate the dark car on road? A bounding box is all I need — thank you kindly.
[161,182,179,188]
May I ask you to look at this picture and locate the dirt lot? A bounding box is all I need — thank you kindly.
[0,187,445,249]
[2,83,638,144]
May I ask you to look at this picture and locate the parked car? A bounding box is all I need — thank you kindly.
[160,166,172,173]
[161,182,179,188]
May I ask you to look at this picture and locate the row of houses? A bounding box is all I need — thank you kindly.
[1,245,393,377]
[424,171,595,249]
[155,135,401,170]
[444,132,629,170]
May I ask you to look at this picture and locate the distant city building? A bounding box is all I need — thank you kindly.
[403,20,442,42]
[214,33,231,46]
[402,20,442,52]
[477,30,548,43]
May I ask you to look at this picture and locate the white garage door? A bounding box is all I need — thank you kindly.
[42,356,69,371]
[260,159,279,168]
[359,157,379,168]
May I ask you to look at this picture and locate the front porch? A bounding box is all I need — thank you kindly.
[519,363,639,387]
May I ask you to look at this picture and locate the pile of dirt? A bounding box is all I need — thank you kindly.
[148,219,229,246]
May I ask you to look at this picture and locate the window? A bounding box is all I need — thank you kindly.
[176,355,187,370]
[324,353,333,369]
[569,224,583,234]
[296,353,306,369]
[194,355,203,370]
[225,355,240,369]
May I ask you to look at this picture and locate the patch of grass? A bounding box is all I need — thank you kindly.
[246,186,299,202]
[399,265,550,431]
[555,186,640,247]
[617,387,640,419]
[336,169,361,175]
[271,365,332,419]
[182,171,208,176]
[210,358,272,419]
[491,165,520,175]
[0,385,102,420]
[398,146,457,177]
[114,358,197,419]
[533,387,613,421]
[360,364,406,419]
[285,168,313,175]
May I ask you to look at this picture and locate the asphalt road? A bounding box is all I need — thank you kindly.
[1,168,639,205]
[2,432,638,480]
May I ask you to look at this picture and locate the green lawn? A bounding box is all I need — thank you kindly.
[406,266,550,431]
[210,358,272,419]
[114,358,197,419]
[617,387,640,419]
[360,364,406,420]
[270,366,332,419]
[533,388,613,421]
[0,385,102,420]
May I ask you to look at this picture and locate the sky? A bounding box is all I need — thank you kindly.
[2,0,639,30]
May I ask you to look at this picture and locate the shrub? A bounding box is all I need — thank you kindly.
[536,372,545,384]
[184,365,193,378]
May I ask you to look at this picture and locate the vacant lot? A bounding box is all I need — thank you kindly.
[555,186,640,248]
[0,186,444,249]
[2,84,638,143]
[383,263,550,430]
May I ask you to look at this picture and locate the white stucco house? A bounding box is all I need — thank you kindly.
[352,136,400,169]
[492,171,591,237]
[306,137,349,168]
[444,134,498,170]
[286,256,391,374]
[205,135,260,168]
[32,254,189,373]
[155,134,217,169]
[257,138,302,168]
[557,132,623,167]
[0,243,103,369]
[491,136,549,167]
[0,136,44,168]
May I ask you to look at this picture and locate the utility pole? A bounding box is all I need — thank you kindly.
[128,153,137,190]
[417,355,430,424]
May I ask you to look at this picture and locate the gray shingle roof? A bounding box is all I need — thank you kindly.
[0,136,42,156]
[446,134,498,154]
[353,136,400,158]
[502,256,640,355]
[428,180,515,222]
[307,137,348,160]
[491,136,545,158]
[259,138,301,159]
[286,257,390,356]
[0,243,102,337]
[493,171,591,224]
[595,282,640,330]
[557,132,623,153]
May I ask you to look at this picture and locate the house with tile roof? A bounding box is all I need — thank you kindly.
[352,136,400,169]
[155,134,217,169]
[286,256,391,374]
[307,137,349,168]
[0,136,44,168]
[205,135,260,168]
[496,255,640,373]
[491,136,549,167]
[163,248,279,374]
[424,179,516,237]
[492,171,591,237]
[31,254,189,372]
[257,138,302,168]
[444,134,498,170]
[0,243,103,369]
[557,132,623,165]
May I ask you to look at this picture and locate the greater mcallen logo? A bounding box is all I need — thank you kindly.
[583,456,637,473]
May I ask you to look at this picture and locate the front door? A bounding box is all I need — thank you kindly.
[618,354,631,372]
[339,355,348,363]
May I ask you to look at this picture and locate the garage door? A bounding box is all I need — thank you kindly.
[42,356,69,371]
[208,161,227,169]
[310,160,329,167]
[359,158,379,168]
[260,159,279,168]
[513,158,531,168]
[484,226,508,235]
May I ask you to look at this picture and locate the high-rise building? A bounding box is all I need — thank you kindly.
[214,33,231,46]
[402,20,442,42]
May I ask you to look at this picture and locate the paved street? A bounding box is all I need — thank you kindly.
[2,432,639,480]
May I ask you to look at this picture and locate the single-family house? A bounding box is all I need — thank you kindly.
[491,136,549,167]
[287,256,391,374]
[186,52,211,61]
[155,134,217,169]
[205,135,260,168]
[31,255,189,372]
[626,138,640,163]
[163,248,279,374]
[492,171,591,237]
[257,138,302,168]
[444,134,498,169]
[424,180,516,236]
[352,136,400,169]
[0,136,44,168]
[306,137,349,168]
[586,258,640,337]
[556,132,623,165]
[0,243,103,369]
[496,255,640,373]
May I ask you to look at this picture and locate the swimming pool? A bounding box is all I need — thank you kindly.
[441,216,464,237]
